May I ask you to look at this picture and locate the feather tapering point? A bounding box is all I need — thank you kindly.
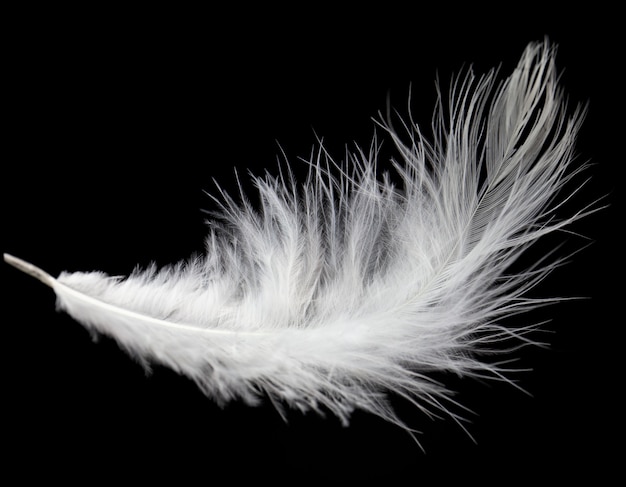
[4,253,55,286]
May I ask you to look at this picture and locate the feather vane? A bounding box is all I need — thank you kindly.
[4,41,592,437]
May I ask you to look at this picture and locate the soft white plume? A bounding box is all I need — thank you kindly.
[4,41,593,439]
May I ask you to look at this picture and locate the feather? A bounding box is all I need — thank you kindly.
[4,40,594,440]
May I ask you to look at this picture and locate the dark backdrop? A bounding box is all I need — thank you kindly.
[2,6,622,483]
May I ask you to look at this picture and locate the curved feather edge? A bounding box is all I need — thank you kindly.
[5,40,596,442]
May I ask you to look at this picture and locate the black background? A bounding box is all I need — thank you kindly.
[2,6,622,483]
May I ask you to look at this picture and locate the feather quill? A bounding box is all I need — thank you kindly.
[4,41,593,438]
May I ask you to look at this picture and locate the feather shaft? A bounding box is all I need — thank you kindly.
[4,41,595,440]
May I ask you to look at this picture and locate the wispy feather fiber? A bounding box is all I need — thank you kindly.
[5,41,592,436]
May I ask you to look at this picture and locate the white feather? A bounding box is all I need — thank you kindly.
[4,40,594,439]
